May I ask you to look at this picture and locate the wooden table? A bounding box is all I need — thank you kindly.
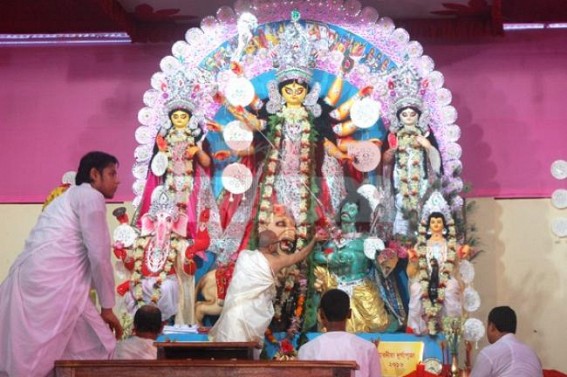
[155,341,258,360]
[54,359,358,377]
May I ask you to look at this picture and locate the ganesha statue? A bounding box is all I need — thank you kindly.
[113,188,210,326]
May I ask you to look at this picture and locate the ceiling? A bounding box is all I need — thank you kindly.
[1,0,566,43]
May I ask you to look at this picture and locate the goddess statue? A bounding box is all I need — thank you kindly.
[383,67,442,237]
[137,105,211,228]
[205,12,388,335]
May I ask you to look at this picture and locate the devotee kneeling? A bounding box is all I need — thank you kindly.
[470,306,543,377]
[298,289,382,377]
[0,151,123,377]
[114,305,164,360]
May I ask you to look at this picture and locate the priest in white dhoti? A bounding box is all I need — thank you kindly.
[0,151,123,377]
[209,228,325,345]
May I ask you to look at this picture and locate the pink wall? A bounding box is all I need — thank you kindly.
[425,31,567,198]
[0,30,566,203]
[0,43,171,202]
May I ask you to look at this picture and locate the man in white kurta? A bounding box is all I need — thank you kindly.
[114,336,157,360]
[0,152,121,377]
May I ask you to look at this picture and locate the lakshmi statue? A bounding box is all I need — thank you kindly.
[383,67,442,238]
[136,104,211,230]
[406,191,469,335]
[310,191,392,332]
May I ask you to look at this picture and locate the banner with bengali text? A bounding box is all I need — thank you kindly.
[377,341,424,377]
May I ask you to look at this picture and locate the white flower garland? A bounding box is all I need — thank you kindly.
[396,127,424,212]
[415,219,457,335]
[259,106,315,327]
[163,128,196,205]
[131,235,184,307]
[259,107,313,250]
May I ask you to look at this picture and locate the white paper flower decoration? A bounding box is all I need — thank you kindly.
[357,184,380,211]
[364,237,385,259]
[113,224,138,248]
[62,171,76,185]
[551,217,567,238]
[551,189,567,209]
[551,160,567,180]
[349,141,381,172]
[225,77,255,107]
[459,259,475,284]
[463,287,481,312]
[223,120,254,151]
[222,163,253,194]
[463,318,485,342]
[150,151,168,177]
[351,97,381,129]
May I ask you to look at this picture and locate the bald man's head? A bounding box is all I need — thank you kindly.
[258,230,279,249]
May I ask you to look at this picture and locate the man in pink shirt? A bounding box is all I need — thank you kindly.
[471,306,543,377]
[298,289,382,377]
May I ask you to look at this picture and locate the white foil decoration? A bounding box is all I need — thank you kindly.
[463,286,481,312]
[351,97,381,129]
[223,120,254,151]
[222,163,253,194]
[551,160,567,180]
[463,318,485,342]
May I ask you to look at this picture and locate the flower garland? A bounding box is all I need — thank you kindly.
[415,219,457,335]
[130,235,184,308]
[286,273,308,337]
[258,105,316,351]
[258,106,314,250]
[162,128,196,206]
[395,126,425,213]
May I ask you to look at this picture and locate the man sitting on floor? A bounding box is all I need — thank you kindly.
[114,305,163,359]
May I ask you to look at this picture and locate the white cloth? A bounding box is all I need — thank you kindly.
[0,184,117,377]
[407,276,462,334]
[470,333,543,377]
[298,331,382,377]
[123,275,179,321]
[114,336,157,360]
[208,249,276,342]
